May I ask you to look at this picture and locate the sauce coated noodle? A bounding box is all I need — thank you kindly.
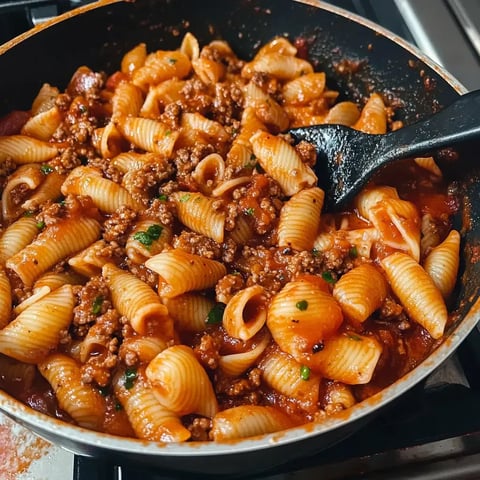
[0,34,460,442]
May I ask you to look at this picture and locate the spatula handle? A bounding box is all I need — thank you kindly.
[381,89,480,161]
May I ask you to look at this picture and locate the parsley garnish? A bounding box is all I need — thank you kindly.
[346,333,362,341]
[157,194,168,201]
[23,210,34,217]
[40,164,53,175]
[296,299,308,311]
[36,220,45,230]
[245,207,255,216]
[349,246,358,258]
[124,368,137,390]
[92,295,104,315]
[300,365,311,381]
[133,224,163,248]
[322,271,335,284]
[206,303,226,325]
[179,193,191,202]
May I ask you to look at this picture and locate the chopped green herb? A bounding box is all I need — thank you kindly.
[57,199,67,207]
[36,220,45,230]
[124,368,137,390]
[245,207,255,216]
[179,193,191,202]
[133,231,153,247]
[23,210,34,217]
[40,164,53,175]
[206,303,226,325]
[92,295,104,315]
[311,248,320,257]
[296,299,308,311]
[349,246,358,258]
[157,194,168,201]
[346,333,362,341]
[146,224,163,240]
[300,365,311,381]
[164,130,172,137]
[321,271,335,284]
[167,57,178,64]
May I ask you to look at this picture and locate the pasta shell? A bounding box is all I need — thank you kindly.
[223,285,268,341]
[145,249,227,298]
[162,293,214,332]
[333,263,388,323]
[0,285,74,363]
[381,252,448,339]
[38,353,105,430]
[102,263,173,339]
[423,230,460,300]
[0,135,58,163]
[146,345,218,418]
[267,278,343,362]
[308,333,382,384]
[210,405,296,441]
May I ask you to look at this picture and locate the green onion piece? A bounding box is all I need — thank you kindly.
[347,333,362,341]
[92,295,104,315]
[40,164,53,175]
[245,207,255,216]
[36,221,45,230]
[23,210,34,217]
[296,299,308,311]
[300,365,311,381]
[179,193,191,202]
[133,231,153,247]
[146,224,163,240]
[322,271,335,283]
[157,194,168,201]
[349,246,358,258]
[206,303,226,325]
[124,368,137,390]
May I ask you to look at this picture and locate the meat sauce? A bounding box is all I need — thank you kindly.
[0,36,459,441]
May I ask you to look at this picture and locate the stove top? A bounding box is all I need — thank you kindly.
[1,1,480,479]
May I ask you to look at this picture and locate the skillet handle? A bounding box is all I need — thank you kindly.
[381,89,480,161]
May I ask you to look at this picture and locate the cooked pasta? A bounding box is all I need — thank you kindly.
[0,33,462,444]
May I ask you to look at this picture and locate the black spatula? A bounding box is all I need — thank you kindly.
[288,89,480,210]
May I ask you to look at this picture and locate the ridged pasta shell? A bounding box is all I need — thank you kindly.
[145,249,227,298]
[102,263,173,339]
[381,252,448,339]
[210,405,296,441]
[277,187,324,251]
[353,93,387,134]
[250,130,317,196]
[0,285,74,363]
[0,216,39,265]
[0,269,11,328]
[223,285,267,341]
[61,166,143,212]
[282,72,326,105]
[0,135,58,163]
[308,333,382,384]
[146,345,218,418]
[267,278,343,362]
[333,263,388,323]
[38,353,105,430]
[6,216,101,286]
[114,366,190,442]
[162,293,214,332]
[259,346,320,413]
[21,106,62,141]
[219,332,271,377]
[423,230,460,300]
[171,191,225,243]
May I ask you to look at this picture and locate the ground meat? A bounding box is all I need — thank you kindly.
[72,276,112,337]
[173,230,222,259]
[295,140,318,167]
[80,308,121,386]
[102,205,137,244]
[126,261,158,288]
[234,174,284,235]
[215,273,245,304]
[180,77,213,116]
[194,333,221,370]
[173,144,216,185]
[187,417,212,442]
[159,102,182,130]
[67,66,106,102]
[144,198,176,227]
[251,72,283,100]
[210,82,243,126]
[221,237,238,264]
